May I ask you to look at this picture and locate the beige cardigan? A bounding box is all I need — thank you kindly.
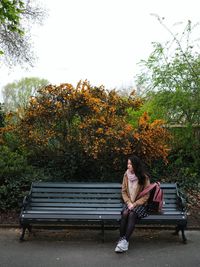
[121,172,150,207]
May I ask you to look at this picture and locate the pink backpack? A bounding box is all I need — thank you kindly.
[137,182,164,212]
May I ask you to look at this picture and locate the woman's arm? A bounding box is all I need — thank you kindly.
[121,173,132,205]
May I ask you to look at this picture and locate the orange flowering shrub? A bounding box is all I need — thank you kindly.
[12,81,142,158]
[132,112,171,164]
[0,80,171,181]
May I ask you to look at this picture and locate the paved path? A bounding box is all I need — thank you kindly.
[0,228,200,267]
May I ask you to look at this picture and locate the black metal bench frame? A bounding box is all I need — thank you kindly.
[19,182,187,243]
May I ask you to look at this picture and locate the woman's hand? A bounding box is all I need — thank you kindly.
[127,203,136,210]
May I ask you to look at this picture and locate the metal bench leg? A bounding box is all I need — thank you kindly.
[101,221,105,243]
[19,224,31,241]
[19,225,27,241]
[173,225,187,244]
[173,225,180,236]
[180,225,187,244]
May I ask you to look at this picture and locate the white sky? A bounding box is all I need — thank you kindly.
[0,0,199,102]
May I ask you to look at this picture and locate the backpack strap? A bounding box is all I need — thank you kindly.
[137,182,158,199]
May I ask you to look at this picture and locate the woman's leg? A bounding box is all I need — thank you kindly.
[119,208,129,238]
[115,209,136,252]
[125,210,138,241]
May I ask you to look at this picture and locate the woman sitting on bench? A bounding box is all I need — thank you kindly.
[115,155,150,253]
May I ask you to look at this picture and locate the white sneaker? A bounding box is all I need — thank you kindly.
[115,239,129,253]
[115,237,125,253]
[115,245,123,253]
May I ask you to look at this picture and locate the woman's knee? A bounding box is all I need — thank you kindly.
[121,209,129,218]
[129,210,138,220]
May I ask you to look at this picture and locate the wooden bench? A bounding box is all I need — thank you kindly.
[19,182,187,243]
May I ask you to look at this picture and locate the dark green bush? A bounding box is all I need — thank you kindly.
[0,146,32,211]
[149,151,200,193]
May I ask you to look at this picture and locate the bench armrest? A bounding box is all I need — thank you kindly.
[177,189,187,211]
[21,195,31,210]
[19,194,31,224]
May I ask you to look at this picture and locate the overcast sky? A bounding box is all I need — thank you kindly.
[0,0,199,102]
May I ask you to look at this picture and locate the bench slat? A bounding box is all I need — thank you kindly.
[21,213,186,221]
[25,209,184,216]
[29,203,122,208]
[31,182,177,188]
[31,193,122,198]
[26,206,178,212]
[31,188,121,193]
[31,198,121,203]
[32,182,122,188]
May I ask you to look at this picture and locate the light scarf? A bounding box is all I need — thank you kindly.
[127,169,138,202]
[127,169,138,182]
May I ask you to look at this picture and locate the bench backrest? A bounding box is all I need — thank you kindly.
[29,182,123,211]
[28,182,179,211]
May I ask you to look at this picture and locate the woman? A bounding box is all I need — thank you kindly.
[115,155,150,253]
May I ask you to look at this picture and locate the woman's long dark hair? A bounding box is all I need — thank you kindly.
[128,155,149,186]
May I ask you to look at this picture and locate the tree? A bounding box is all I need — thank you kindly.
[136,19,200,125]
[0,0,46,66]
[135,18,200,184]
[2,77,49,112]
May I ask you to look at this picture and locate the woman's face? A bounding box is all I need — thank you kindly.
[127,159,134,173]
